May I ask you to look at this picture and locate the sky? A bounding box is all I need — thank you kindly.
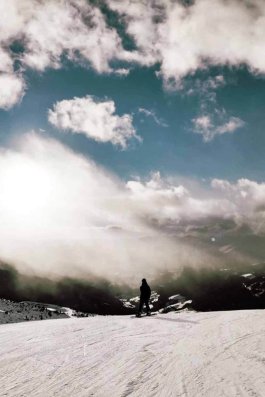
[1,0,265,283]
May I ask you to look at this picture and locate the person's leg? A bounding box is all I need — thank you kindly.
[138,299,144,315]
[145,299,151,314]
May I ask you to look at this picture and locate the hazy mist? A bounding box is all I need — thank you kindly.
[0,133,264,286]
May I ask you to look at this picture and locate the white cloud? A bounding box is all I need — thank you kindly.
[0,49,14,73]
[186,75,226,103]
[2,1,265,107]
[1,133,265,279]
[193,115,212,134]
[0,0,133,108]
[126,171,233,226]
[0,73,25,109]
[212,178,265,207]
[189,71,244,141]
[21,0,128,73]
[48,96,139,148]
[207,75,225,90]
[138,107,168,127]
[127,171,265,239]
[114,68,131,76]
[216,118,245,135]
[193,114,244,141]
[108,0,265,85]
[0,133,222,281]
[211,178,265,233]
[0,0,128,73]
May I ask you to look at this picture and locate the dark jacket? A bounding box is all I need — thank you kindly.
[140,281,151,300]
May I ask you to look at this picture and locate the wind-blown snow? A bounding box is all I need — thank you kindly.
[1,310,265,396]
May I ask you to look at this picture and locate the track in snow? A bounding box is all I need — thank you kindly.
[1,310,265,396]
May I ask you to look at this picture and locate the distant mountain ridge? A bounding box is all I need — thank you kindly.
[1,261,265,316]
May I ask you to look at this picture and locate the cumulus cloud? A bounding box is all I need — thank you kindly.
[2,0,265,110]
[0,73,25,109]
[21,0,130,73]
[1,0,265,108]
[212,178,265,228]
[192,114,245,141]
[126,171,265,262]
[0,49,14,74]
[0,0,130,72]
[48,96,139,148]
[108,0,265,86]
[126,172,235,229]
[0,44,25,109]
[0,0,135,108]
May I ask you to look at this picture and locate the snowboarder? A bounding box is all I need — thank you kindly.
[137,278,151,317]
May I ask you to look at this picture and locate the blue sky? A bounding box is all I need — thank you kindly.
[1,0,265,280]
[2,64,265,183]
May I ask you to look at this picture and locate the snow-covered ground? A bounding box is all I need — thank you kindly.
[0,299,92,324]
[1,310,265,396]
[0,299,69,324]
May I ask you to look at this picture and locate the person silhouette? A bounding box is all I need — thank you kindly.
[137,278,151,317]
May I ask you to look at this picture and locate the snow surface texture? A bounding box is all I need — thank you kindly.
[1,310,265,396]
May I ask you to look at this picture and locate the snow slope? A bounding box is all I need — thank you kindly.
[1,310,265,396]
